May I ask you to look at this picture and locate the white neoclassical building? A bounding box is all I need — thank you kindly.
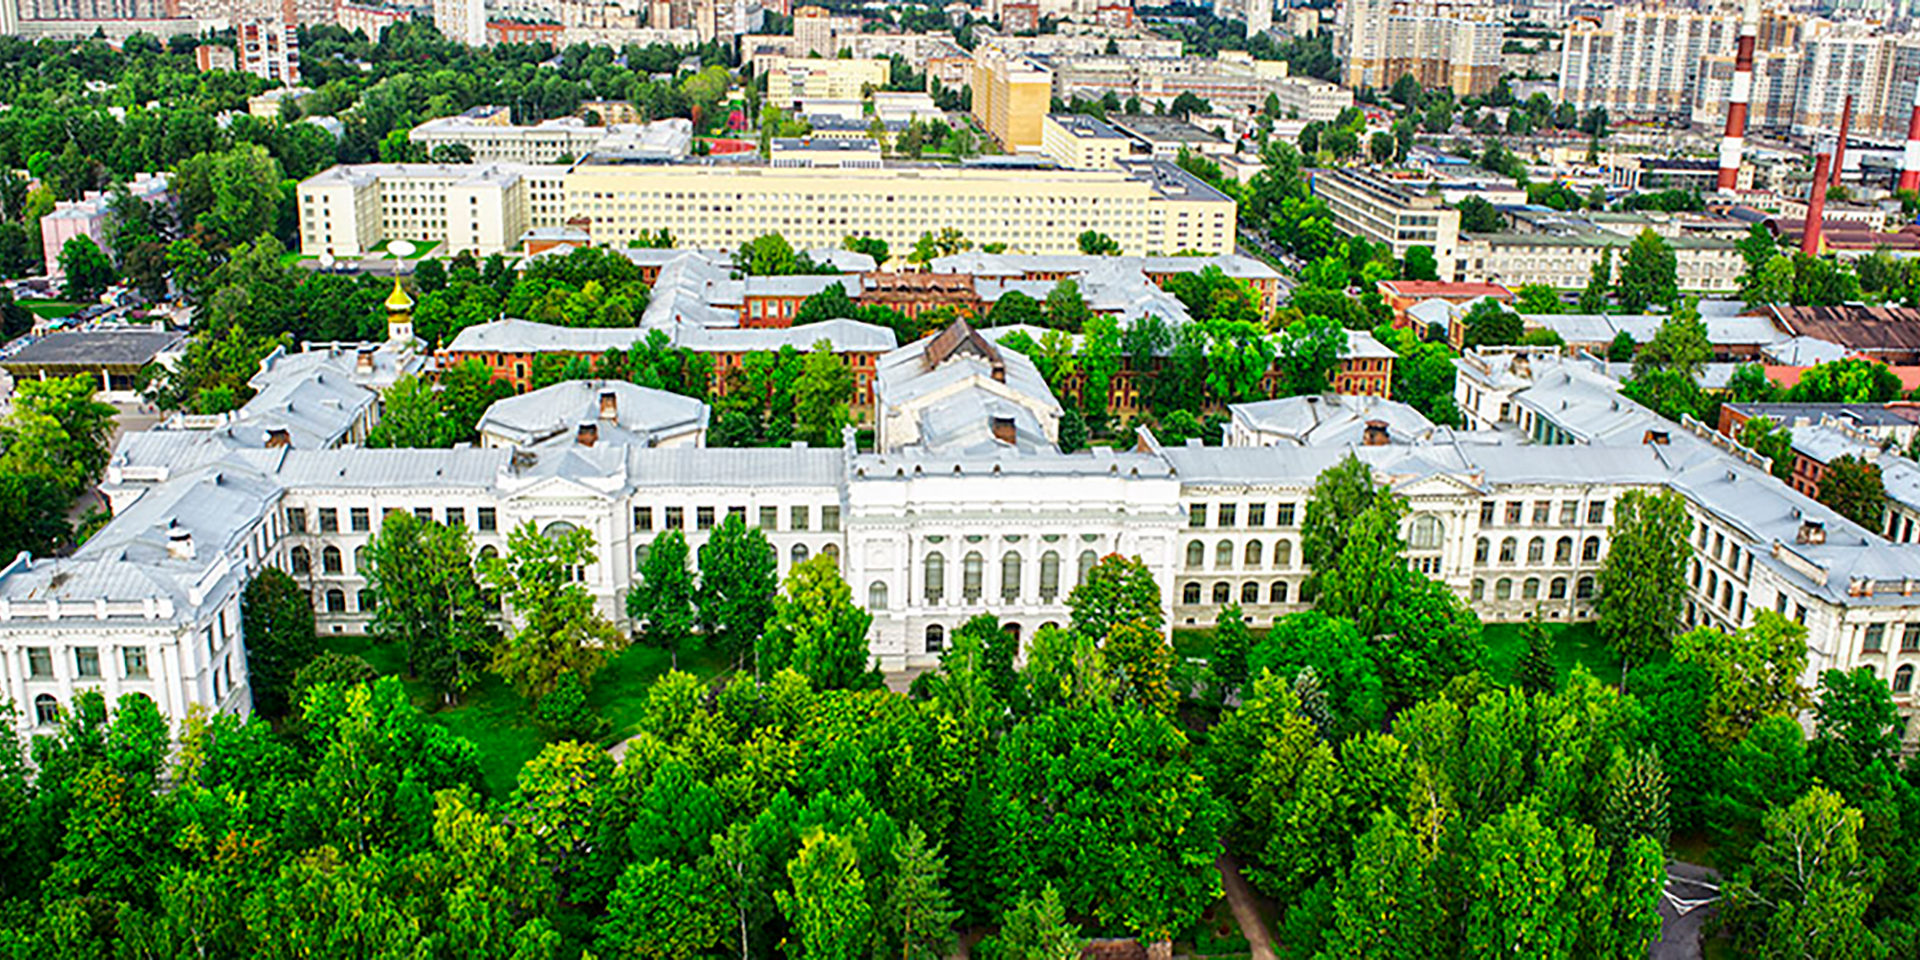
[4,328,1920,744]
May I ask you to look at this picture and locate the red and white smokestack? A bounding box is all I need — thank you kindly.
[1803,152,1831,256]
[1717,0,1760,192]
[1900,81,1920,194]
[1829,94,1853,195]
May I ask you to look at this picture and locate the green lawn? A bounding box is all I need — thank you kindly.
[321,631,732,798]
[18,299,82,319]
[1481,621,1628,686]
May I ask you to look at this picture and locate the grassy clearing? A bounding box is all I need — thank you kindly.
[322,631,732,798]
[19,299,82,319]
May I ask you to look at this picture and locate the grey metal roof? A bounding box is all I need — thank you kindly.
[477,379,711,448]
[3,326,184,367]
[626,445,846,487]
[1230,394,1436,446]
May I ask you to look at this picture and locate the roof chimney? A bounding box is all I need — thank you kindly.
[990,415,1016,444]
[1363,419,1390,446]
[265,428,291,448]
[576,422,598,447]
[1798,519,1827,544]
[1643,429,1671,445]
[356,345,375,373]
[166,523,195,561]
[599,390,618,420]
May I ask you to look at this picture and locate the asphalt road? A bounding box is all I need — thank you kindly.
[1653,861,1723,960]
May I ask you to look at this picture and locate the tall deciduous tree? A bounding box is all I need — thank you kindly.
[1210,603,1252,704]
[1595,489,1690,669]
[698,514,779,667]
[0,373,118,495]
[1066,554,1164,641]
[482,521,625,700]
[58,236,115,300]
[1670,610,1809,747]
[241,567,318,718]
[1276,314,1348,395]
[1817,455,1885,531]
[364,511,497,703]
[1616,229,1678,314]
[757,554,879,689]
[627,529,698,669]
[776,828,873,960]
[792,341,854,447]
[1722,787,1885,960]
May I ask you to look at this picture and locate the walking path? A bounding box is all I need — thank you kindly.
[1214,852,1276,960]
[1652,861,1722,960]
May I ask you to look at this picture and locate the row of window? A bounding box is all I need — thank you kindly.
[1473,575,1595,602]
[1180,580,1292,605]
[1185,539,1295,570]
[1861,622,1920,655]
[287,505,497,535]
[1186,501,1298,529]
[1480,499,1608,527]
[920,550,1096,605]
[23,645,148,680]
[635,504,839,533]
[1475,535,1604,566]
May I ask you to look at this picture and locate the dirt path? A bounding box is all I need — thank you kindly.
[1215,852,1276,960]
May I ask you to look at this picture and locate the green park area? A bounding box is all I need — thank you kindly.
[18,299,82,320]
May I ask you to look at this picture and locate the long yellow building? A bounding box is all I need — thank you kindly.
[298,158,1238,257]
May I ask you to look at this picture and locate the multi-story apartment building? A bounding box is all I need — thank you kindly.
[972,49,1054,150]
[39,173,170,278]
[433,0,486,45]
[407,113,692,164]
[1267,74,1356,123]
[297,163,570,257]
[1558,5,1739,121]
[11,329,1919,745]
[1339,0,1504,95]
[238,18,300,84]
[763,57,891,109]
[1309,167,1462,280]
[1041,113,1134,169]
[1454,231,1743,292]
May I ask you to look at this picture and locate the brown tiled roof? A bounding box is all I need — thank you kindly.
[1766,304,1920,353]
[923,318,1002,372]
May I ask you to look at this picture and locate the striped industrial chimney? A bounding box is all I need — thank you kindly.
[1717,0,1760,192]
[1803,152,1831,256]
[1899,81,1920,194]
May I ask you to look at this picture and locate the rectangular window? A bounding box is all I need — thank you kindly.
[634,506,653,531]
[1588,500,1607,524]
[286,507,307,533]
[415,507,433,521]
[318,508,339,533]
[1864,623,1886,653]
[821,506,841,532]
[1532,501,1551,525]
[1904,624,1920,652]
[787,506,808,531]
[27,647,51,678]
[696,506,715,531]
[1480,501,1496,525]
[74,647,100,679]
[728,506,746,525]
[1559,501,1578,525]
[350,507,370,532]
[1248,503,1267,527]
[1275,503,1296,526]
[1505,502,1523,525]
[665,507,684,530]
[1189,504,1206,527]
[1218,504,1237,527]
[760,506,779,530]
[477,507,497,532]
[122,646,149,679]
[446,507,465,527]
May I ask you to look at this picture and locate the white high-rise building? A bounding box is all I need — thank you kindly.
[434,0,486,45]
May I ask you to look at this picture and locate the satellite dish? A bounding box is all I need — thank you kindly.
[387,239,417,258]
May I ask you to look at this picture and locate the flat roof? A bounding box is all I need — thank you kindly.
[3,327,184,368]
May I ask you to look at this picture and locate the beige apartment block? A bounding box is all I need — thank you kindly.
[1041,113,1133,169]
[764,57,891,109]
[297,163,569,257]
[972,50,1053,150]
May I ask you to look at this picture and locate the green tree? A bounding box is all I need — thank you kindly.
[1816,455,1884,531]
[1461,298,1522,347]
[172,144,285,249]
[735,233,800,275]
[1301,455,1406,635]
[1067,553,1163,641]
[1103,618,1176,715]
[1276,314,1348,395]
[1595,489,1691,669]
[1076,230,1120,255]
[843,235,889,264]
[1740,416,1795,481]
[1616,230,1678,313]
[1671,610,1809,747]
[627,529,699,669]
[878,822,960,960]
[757,554,878,689]
[1203,319,1279,402]
[241,567,318,718]
[1599,746,1671,852]
[1632,304,1711,379]
[776,828,873,960]
[1210,603,1252,703]
[1044,279,1091,331]
[1517,283,1563,314]
[0,473,71,560]
[0,373,118,495]
[58,236,115,300]
[989,885,1083,960]
[364,510,496,703]
[792,341,854,447]
[1465,804,1577,958]
[1579,250,1612,313]
[1322,811,1443,960]
[600,858,724,959]
[482,521,626,700]
[698,514,779,667]
[1722,787,1886,960]
[1403,245,1438,281]
[1514,615,1557,694]
[364,374,446,448]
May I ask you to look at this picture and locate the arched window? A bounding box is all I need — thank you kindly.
[1241,582,1259,603]
[357,589,377,612]
[1576,575,1596,599]
[479,544,499,563]
[1410,515,1444,550]
[1895,664,1914,693]
[1183,582,1202,604]
[1499,537,1517,564]
[1269,580,1289,603]
[925,624,945,653]
[1245,540,1263,567]
[1040,552,1061,602]
[322,545,342,575]
[925,552,946,603]
[1582,536,1601,562]
[1274,540,1292,568]
[1527,537,1545,564]
[963,552,984,603]
[1707,570,1718,598]
[1475,538,1490,564]
[1471,578,1485,600]
[542,521,579,539]
[635,543,651,573]
[1003,623,1022,644]
[353,546,368,574]
[1721,582,1733,610]
[1001,552,1022,602]
[1215,540,1234,569]
[821,543,839,566]
[791,543,810,566]
[1185,541,1204,568]
[868,581,889,610]
[33,694,58,725]
[1549,577,1568,600]
[1078,551,1096,585]
[1495,578,1513,600]
[290,545,312,575]
[1523,577,1540,600]
[1212,582,1231,604]
[325,588,347,612]
[1555,536,1573,564]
